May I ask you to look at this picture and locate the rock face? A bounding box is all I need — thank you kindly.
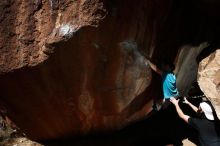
[0,0,158,140]
[0,0,107,72]
[198,49,220,119]
[175,43,208,96]
[0,0,220,141]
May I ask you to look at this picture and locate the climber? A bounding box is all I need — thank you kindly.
[145,58,179,110]
[170,97,220,146]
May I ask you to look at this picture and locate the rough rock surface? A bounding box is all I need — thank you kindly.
[0,0,156,140]
[175,43,208,96]
[0,0,107,72]
[198,49,220,119]
[0,0,220,141]
[0,137,42,146]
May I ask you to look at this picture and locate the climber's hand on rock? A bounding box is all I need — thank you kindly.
[144,58,151,66]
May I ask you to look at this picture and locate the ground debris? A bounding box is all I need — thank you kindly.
[0,115,42,146]
[0,137,43,146]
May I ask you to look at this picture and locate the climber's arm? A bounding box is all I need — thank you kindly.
[145,60,162,76]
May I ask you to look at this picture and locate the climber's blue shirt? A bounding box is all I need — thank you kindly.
[162,71,179,99]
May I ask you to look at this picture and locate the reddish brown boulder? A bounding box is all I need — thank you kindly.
[0,0,107,72]
[0,0,158,140]
[0,0,220,141]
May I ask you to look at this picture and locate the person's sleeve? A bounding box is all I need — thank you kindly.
[188,117,198,129]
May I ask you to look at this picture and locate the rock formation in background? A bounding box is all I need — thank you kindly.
[175,43,208,96]
[198,49,220,119]
[0,0,220,141]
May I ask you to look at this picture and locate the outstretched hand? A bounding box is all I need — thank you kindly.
[183,97,189,104]
[170,98,179,106]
